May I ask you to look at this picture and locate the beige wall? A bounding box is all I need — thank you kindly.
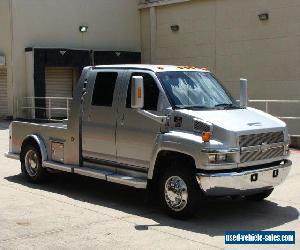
[1,0,141,117]
[140,8,151,63]
[0,0,13,115]
[140,0,300,134]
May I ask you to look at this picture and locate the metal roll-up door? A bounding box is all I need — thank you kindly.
[0,68,8,118]
[45,67,74,118]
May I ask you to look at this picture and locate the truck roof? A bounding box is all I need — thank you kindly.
[93,64,210,73]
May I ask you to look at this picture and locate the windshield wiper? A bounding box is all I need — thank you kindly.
[214,103,238,109]
[176,105,211,110]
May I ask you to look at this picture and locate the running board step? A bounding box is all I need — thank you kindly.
[44,162,147,189]
[75,167,147,189]
[74,167,112,181]
[43,161,74,173]
[107,174,147,189]
[5,152,20,160]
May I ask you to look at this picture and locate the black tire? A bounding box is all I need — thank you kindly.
[21,144,48,183]
[245,189,274,201]
[159,160,201,219]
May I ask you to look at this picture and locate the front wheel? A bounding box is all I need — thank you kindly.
[159,161,201,219]
[21,144,48,183]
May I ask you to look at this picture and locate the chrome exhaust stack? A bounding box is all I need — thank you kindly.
[240,78,248,108]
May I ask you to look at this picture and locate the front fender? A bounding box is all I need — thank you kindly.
[148,131,206,179]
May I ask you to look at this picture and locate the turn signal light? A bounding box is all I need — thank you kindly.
[202,131,212,142]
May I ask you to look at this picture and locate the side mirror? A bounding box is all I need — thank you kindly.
[131,76,144,109]
[240,78,248,108]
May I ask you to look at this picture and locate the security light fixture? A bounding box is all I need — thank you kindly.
[258,13,269,21]
[79,25,88,33]
[170,24,179,32]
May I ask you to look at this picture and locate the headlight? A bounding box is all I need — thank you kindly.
[208,154,227,163]
[208,154,217,163]
[217,154,227,162]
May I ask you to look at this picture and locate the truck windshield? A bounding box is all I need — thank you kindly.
[157,71,239,110]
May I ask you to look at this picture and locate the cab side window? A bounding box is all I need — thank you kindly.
[126,73,159,111]
[92,72,118,106]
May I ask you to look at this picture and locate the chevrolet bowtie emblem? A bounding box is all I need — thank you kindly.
[261,142,269,152]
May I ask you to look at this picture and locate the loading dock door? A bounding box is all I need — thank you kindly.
[0,68,8,118]
[45,67,76,118]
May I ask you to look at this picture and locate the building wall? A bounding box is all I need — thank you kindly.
[1,0,141,117]
[0,0,13,115]
[140,0,300,134]
[140,8,151,63]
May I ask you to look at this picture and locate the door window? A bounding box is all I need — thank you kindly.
[126,73,159,111]
[92,72,118,106]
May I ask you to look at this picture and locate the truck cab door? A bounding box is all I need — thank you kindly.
[116,71,168,169]
[82,70,123,163]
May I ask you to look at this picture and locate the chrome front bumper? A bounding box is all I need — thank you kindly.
[196,159,292,196]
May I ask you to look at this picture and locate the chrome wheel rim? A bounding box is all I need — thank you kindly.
[164,176,188,212]
[24,150,39,177]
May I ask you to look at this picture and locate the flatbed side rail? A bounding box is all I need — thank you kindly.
[18,97,73,121]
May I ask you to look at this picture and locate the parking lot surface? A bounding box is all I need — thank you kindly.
[0,121,299,250]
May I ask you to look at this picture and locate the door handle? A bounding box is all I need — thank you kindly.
[120,114,125,126]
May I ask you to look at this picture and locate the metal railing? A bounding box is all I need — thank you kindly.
[18,97,300,124]
[19,97,72,121]
[248,100,300,120]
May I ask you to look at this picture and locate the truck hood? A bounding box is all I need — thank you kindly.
[178,107,286,134]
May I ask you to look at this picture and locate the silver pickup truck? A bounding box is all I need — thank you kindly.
[5,65,292,218]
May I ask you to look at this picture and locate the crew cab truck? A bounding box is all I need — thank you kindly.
[5,65,292,218]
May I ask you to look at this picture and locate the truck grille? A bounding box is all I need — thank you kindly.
[239,131,284,147]
[240,146,284,163]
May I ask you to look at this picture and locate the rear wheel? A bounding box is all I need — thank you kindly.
[21,144,48,183]
[245,189,274,201]
[159,160,201,219]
